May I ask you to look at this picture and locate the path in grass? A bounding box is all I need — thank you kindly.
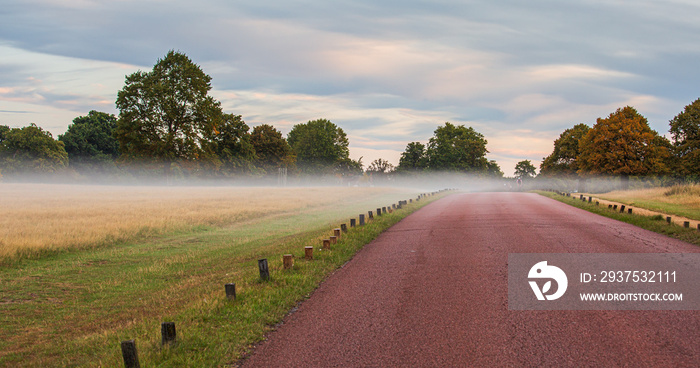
[588,185,700,221]
[240,192,699,367]
[577,193,700,229]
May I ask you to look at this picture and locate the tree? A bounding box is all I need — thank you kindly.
[366,158,394,174]
[397,142,427,172]
[114,50,226,175]
[577,106,670,188]
[250,124,295,174]
[206,114,256,175]
[540,123,590,177]
[0,124,68,174]
[335,157,363,176]
[486,160,504,178]
[0,125,9,143]
[286,119,351,174]
[426,122,488,172]
[58,111,119,172]
[669,98,700,177]
[514,160,537,179]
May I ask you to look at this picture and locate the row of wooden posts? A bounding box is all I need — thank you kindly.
[119,190,447,368]
[553,190,700,230]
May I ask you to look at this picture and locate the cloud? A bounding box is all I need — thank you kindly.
[2,0,700,177]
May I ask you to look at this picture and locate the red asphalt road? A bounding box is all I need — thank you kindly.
[239,192,700,367]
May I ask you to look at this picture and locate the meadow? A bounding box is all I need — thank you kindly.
[592,184,700,221]
[0,184,438,367]
[0,184,408,264]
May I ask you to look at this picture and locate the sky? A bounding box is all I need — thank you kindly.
[2,0,700,176]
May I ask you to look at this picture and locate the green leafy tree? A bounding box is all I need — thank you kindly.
[335,157,363,176]
[287,119,350,174]
[540,123,590,177]
[426,122,488,172]
[514,160,537,179]
[397,142,427,172]
[206,114,256,175]
[366,158,394,174]
[58,111,119,172]
[669,98,700,177]
[0,124,68,174]
[0,125,9,142]
[250,124,295,174]
[486,159,504,178]
[114,50,226,175]
[577,106,670,188]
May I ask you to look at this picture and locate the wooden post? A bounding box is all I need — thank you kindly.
[305,246,313,260]
[334,228,341,238]
[684,221,690,228]
[382,206,387,214]
[376,208,382,216]
[588,197,592,203]
[350,218,356,227]
[368,210,374,219]
[410,199,413,203]
[121,340,140,368]
[359,214,365,226]
[666,216,672,224]
[392,204,396,209]
[628,208,632,214]
[613,205,618,210]
[620,205,625,213]
[283,254,294,269]
[330,236,337,244]
[323,239,331,249]
[258,259,270,280]
[341,224,348,233]
[161,322,176,346]
[225,283,236,300]
[697,224,700,230]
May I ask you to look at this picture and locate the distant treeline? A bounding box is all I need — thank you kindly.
[0,51,504,183]
[1,51,699,188]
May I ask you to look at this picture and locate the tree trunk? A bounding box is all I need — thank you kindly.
[620,174,629,190]
[164,160,172,185]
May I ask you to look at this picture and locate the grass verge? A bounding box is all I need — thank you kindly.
[0,189,448,367]
[587,184,700,221]
[535,190,700,247]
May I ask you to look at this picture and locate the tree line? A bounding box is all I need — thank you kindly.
[1,50,698,186]
[535,103,700,189]
[0,51,502,182]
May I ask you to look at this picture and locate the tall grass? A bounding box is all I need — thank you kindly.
[593,184,700,221]
[0,184,405,264]
[663,184,700,197]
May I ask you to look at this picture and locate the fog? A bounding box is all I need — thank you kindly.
[0,168,666,195]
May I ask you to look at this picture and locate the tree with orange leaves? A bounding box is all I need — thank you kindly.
[577,106,671,189]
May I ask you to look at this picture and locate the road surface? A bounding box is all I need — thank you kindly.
[239,192,700,367]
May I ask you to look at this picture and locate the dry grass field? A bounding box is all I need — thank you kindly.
[593,184,700,221]
[0,183,399,263]
[0,183,432,367]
